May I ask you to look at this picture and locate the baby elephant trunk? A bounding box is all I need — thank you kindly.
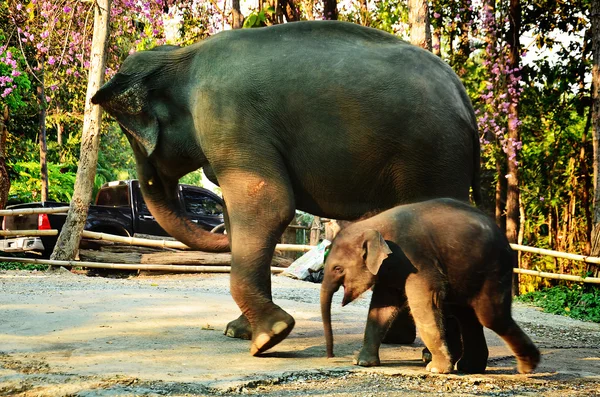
[320,276,341,358]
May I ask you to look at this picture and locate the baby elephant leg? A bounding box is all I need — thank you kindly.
[453,306,488,373]
[355,284,404,367]
[405,277,454,374]
[473,290,540,374]
[382,304,416,344]
[421,313,462,366]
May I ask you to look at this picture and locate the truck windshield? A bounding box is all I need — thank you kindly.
[182,189,223,216]
[96,185,130,207]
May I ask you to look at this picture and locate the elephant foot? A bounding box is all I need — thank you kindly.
[249,307,295,356]
[353,349,381,367]
[516,348,541,374]
[455,356,487,374]
[425,358,454,374]
[224,314,252,340]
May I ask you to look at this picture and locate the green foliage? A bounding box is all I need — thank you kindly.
[340,0,407,36]
[8,161,76,203]
[517,285,600,323]
[243,7,275,28]
[179,169,204,186]
[0,261,46,271]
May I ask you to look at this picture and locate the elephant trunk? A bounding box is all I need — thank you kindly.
[137,159,230,253]
[321,273,341,358]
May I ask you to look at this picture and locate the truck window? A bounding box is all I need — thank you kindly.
[96,185,130,207]
[182,189,223,216]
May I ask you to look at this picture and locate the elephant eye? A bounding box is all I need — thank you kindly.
[333,266,343,274]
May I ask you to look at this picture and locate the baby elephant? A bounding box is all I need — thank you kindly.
[321,198,540,374]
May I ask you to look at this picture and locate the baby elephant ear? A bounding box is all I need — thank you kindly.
[363,229,392,275]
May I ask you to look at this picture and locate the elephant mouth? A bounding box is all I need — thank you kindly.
[342,289,352,307]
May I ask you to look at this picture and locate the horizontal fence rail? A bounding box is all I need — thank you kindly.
[513,268,600,284]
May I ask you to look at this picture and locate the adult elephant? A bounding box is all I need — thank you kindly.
[92,20,481,356]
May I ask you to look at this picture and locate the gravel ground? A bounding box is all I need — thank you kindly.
[0,269,599,396]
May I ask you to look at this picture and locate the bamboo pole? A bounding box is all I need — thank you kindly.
[0,255,285,274]
[0,230,58,236]
[513,268,600,284]
[510,243,600,265]
[0,207,69,216]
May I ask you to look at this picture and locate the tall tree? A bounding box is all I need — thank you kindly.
[232,0,244,28]
[51,0,111,261]
[505,0,521,248]
[408,0,432,51]
[323,0,337,20]
[591,0,600,270]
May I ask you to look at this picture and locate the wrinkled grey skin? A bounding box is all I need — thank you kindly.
[92,21,481,356]
[321,198,540,374]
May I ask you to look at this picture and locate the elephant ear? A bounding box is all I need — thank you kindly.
[363,229,392,275]
[92,54,161,157]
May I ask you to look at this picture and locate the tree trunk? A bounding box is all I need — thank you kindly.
[0,106,9,210]
[408,0,432,51]
[506,0,521,294]
[323,0,337,20]
[231,0,244,28]
[358,0,369,26]
[590,0,600,277]
[37,61,48,203]
[51,0,111,261]
[303,0,314,20]
[455,0,472,76]
[580,106,593,256]
[310,216,322,245]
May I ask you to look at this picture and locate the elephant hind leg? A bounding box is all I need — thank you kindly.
[472,288,540,374]
[451,306,488,374]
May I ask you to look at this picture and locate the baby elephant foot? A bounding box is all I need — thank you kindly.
[353,349,381,367]
[425,358,454,374]
[224,314,252,340]
[250,306,295,356]
[422,347,432,363]
[456,356,487,374]
[517,348,541,374]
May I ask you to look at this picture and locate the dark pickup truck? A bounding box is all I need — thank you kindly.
[1,180,225,257]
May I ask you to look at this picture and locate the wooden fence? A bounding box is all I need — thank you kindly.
[1,207,600,283]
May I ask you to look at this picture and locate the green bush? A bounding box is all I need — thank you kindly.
[517,285,600,323]
[0,261,46,271]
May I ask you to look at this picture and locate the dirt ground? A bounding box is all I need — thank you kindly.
[0,269,599,397]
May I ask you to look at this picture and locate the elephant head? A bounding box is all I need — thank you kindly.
[91,46,229,252]
[321,229,392,357]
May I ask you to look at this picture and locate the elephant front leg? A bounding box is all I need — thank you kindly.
[356,284,405,367]
[405,276,454,374]
[218,167,297,356]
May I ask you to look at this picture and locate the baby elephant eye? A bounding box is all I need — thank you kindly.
[333,266,344,274]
